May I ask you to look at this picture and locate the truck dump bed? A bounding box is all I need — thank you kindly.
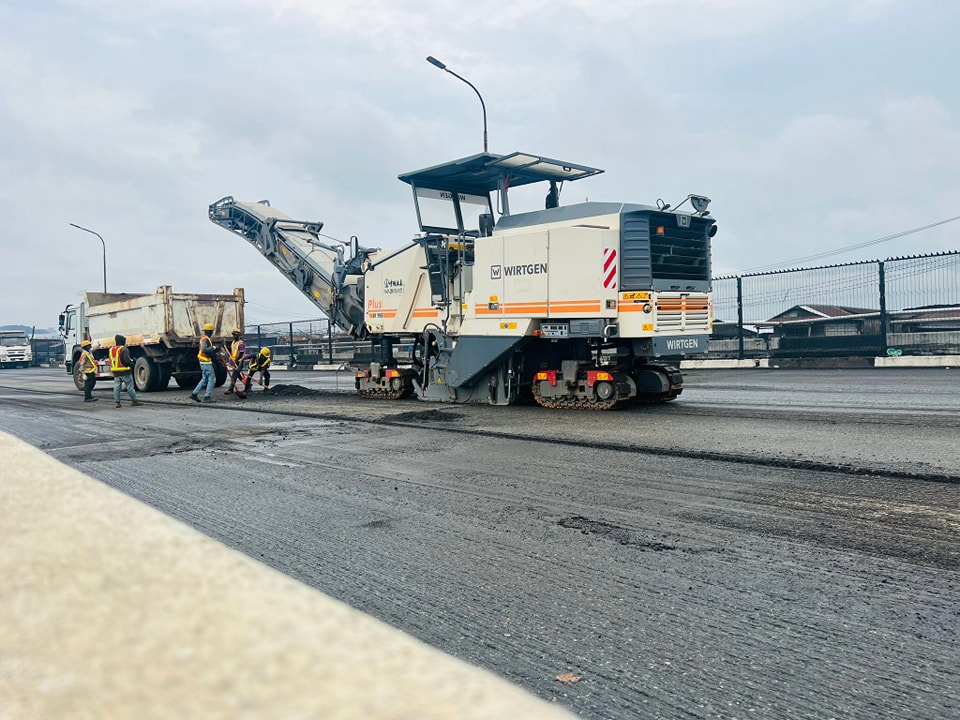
[86,286,244,348]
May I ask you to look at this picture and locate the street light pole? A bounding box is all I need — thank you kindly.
[70,223,107,293]
[426,56,488,153]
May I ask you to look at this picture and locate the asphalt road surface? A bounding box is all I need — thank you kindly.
[2,367,957,719]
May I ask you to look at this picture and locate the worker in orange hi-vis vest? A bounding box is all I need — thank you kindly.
[109,334,143,408]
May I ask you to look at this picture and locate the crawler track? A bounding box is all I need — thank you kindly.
[355,382,415,400]
[531,378,633,410]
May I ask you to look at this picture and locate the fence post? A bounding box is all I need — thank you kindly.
[289,322,295,368]
[327,319,333,365]
[736,276,745,361]
[878,261,888,355]
[256,325,262,356]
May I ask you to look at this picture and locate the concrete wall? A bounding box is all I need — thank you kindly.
[681,355,960,370]
[0,433,575,719]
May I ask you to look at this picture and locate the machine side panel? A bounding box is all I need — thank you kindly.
[501,231,549,320]
[545,227,617,319]
[363,247,433,335]
[472,234,506,323]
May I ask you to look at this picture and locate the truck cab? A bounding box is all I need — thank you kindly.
[0,330,33,368]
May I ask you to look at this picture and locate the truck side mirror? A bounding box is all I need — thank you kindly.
[58,313,65,330]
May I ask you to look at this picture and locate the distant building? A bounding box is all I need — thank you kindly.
[765,305,880,338]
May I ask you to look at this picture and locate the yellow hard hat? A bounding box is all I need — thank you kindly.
[261,347,271,357]
[203,322,215,332]
[232,327,242,335]
[80,339,91,347]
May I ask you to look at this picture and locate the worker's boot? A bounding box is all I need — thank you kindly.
[189,394,200,403]
[115,402,121,408]
[131,400,144,407]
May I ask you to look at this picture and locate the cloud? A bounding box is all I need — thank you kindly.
[0,0,955,330]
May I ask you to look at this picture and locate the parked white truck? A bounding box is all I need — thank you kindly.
[0,330,33,368]
[59,286,245,392]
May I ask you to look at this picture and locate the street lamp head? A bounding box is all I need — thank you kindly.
[425,55,488,152]
[69,222,107,294]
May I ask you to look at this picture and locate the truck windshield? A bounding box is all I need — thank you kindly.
[0,335,29,346]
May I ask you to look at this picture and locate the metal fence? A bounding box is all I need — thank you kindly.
[245,318,369,367]
[32,338,65,366]
[713,250,960,358]
[248,250,960,366]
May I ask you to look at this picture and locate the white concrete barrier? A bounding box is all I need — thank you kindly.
[680,358,770,370]
[682,356,960,370]
[874,355,958,368]
[0,433,575,719]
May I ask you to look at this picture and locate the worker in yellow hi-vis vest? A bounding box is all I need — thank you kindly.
[78,339,98,403]
[190,323,219,403]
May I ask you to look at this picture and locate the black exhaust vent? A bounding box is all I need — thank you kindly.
[620,210,712,291]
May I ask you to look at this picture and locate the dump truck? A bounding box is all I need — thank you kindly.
[210,149,716,410]
[0,330,33,368]
[59,286,244,393]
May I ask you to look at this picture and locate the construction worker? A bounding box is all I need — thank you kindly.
[190,323,219,403]
[224,328,249,395]
[245,347,272,393]
[110,335,142,408]
[78,339,98,402]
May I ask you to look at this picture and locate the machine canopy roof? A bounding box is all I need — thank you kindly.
[398,152,603,195]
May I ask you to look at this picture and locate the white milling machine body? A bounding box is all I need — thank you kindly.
[209,151,717,409]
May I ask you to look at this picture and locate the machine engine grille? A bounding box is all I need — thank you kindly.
[655,293,711,331]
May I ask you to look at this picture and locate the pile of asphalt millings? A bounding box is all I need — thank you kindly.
[264,384,344,398]
[389,409,464,423]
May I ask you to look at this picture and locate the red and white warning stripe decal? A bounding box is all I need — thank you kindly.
[603,247,617,289]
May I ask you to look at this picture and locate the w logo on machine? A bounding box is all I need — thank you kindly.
[602,248,617,289]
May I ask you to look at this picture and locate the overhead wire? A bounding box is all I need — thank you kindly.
[739,215,960,273]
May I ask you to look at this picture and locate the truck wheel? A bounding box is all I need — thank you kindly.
[175,374,200,389]
[134,356,160,392]
[72,362,90,392]
[214,362,227,387]
[156,364,171,391]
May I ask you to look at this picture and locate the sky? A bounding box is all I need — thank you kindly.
[1,0,958,330]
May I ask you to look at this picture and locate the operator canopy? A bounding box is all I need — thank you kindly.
[398,152,603,235]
